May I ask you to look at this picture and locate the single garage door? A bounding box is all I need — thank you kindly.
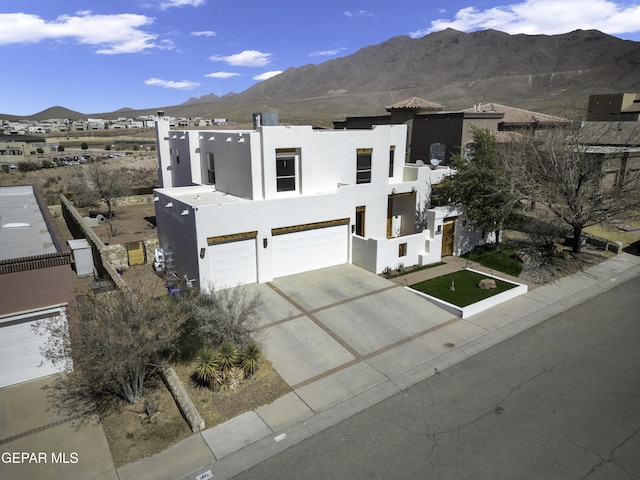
[0,308,67,388]
[207,232,258,288]
[272,219,349,278]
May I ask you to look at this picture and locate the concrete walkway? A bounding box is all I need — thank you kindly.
[2,253,639,480]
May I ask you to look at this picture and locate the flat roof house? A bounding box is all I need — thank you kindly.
[0,186,74,388]
[153,112,489,290]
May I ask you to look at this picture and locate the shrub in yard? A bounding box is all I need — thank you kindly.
[192,346,221,390]
[217,342,238,373]
[240,342,262,376]
[175,284,262,358]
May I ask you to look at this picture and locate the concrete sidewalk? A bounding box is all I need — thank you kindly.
[2,253,638,480]
[117,252,640,480]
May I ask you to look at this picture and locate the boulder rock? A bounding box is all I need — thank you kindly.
[478,278,497,290]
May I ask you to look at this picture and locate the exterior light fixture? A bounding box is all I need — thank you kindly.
[263,238,268,248]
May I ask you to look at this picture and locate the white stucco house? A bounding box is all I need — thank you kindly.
[153,114,485,290]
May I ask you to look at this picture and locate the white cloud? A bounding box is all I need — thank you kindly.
[253,71,282,81]
[343,10,375,18]
[0,12,161,54]
[159,0,206,10]
[410,0,640,38]
[208,50,273,67]
[204,71,240,78]
[309,47,347,57]
[144,77,199,89]
[191,30,216,37]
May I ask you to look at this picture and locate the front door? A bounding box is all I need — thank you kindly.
[441,218,455,256]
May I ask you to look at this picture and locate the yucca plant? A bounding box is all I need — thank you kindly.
[240,342,262,377]
[217,342,239,373]
[192,346,221,390]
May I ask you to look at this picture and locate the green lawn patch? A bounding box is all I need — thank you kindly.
[462,243,523,277]
[410,270,516,307]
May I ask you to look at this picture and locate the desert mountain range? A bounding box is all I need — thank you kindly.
[4,28,639,127]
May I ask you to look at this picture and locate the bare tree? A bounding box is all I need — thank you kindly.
[69,160,131,240]
[502,120,640,253]
[35,289,187,419]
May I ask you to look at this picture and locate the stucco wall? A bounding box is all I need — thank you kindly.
[155,123,491,286]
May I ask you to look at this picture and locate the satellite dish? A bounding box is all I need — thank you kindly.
[416,159,424,166]
[430,158,441,167]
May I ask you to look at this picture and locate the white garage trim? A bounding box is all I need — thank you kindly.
[271,220,349,278]
[0,306,68,389]
[207,235,258,288]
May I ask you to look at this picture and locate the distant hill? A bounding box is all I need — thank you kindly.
[182,93,223,105]
[2,29,639,126]
[0,106,86,122]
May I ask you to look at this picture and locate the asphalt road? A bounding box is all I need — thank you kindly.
[232,275,640,480]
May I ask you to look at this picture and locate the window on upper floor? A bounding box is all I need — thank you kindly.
[207,152,215,184]
[276,148,298,192]
[356,148,372,184]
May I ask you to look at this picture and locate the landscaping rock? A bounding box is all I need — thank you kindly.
[478,278,497,290]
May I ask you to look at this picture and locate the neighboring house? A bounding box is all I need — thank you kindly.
[0,134,48,164]
[587,93,640,122]
[154,113,487,290]
[0,186,74,388]
[334,97,567,166]
[579,121,640,190]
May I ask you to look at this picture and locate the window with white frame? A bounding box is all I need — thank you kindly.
[356,148,372,184]
[276,148,299,192]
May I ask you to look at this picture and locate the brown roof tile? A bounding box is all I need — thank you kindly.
[385,97,445,112]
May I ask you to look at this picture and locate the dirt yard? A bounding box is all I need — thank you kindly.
[101,360,291,467]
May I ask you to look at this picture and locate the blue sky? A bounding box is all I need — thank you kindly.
[2,0,639,116]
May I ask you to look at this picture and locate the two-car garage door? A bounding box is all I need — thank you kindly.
[272,219,349,278]
[207,219,350,286]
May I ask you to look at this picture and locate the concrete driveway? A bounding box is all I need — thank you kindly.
[0,375,116,480]
[248,264,479,413]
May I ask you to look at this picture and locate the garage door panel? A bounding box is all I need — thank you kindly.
[208,239,257,288]
[0,314,65,388]
[273,225,348,278]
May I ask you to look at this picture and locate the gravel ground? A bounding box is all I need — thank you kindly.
[504,230,615,285]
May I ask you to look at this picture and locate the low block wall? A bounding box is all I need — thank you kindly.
[160,365,205,433]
